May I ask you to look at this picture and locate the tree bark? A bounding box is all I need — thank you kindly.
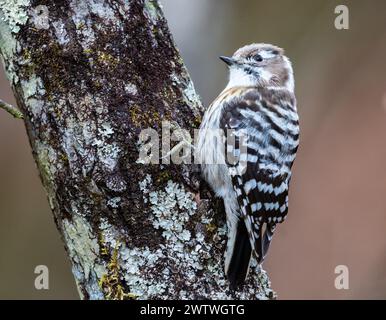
[0,0,274,299]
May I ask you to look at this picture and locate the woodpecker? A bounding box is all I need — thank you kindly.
[196,43,299,289]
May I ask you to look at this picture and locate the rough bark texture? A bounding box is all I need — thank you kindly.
[0,0,274,299]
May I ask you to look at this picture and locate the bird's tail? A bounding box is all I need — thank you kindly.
[225,219,252,290]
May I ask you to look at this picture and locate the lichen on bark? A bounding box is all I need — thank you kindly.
[0,0,274,299]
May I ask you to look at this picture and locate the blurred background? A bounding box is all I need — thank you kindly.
[1,0,386,299]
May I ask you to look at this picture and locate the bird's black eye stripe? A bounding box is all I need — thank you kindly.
[245,67,254,75]
[244,66,259,77]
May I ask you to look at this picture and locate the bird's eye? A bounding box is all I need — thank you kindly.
[253,54,263,62]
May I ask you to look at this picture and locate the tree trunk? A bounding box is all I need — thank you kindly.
[0,0,274,299]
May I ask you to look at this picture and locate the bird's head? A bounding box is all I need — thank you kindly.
[220,43,294,92]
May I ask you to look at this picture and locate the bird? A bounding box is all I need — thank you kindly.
[196,43,299,289]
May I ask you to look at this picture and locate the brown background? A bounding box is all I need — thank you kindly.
[1,0,386,299]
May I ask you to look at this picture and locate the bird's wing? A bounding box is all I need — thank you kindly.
[219,86,299,261]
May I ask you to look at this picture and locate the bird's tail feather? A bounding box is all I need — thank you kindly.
[262,222,276,260]
[225,220,252,290]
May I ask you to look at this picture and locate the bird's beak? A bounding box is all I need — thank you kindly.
[219,56,236,66]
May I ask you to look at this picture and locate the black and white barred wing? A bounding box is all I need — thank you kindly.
[220,88,299,262]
